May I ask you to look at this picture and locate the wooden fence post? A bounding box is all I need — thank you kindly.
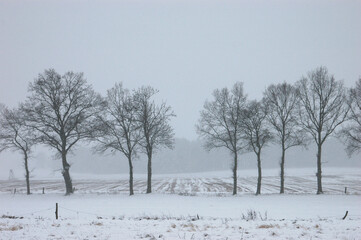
[55,203,58,220]
[342,210,348,220]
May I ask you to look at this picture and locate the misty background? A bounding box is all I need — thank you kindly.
[1,137,359,179]
[0,0,360,178]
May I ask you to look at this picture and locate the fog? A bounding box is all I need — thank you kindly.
[0,136,359,179]
[0,0,360,178]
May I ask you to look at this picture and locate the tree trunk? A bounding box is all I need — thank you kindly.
[256,152,262,195]
[128,155,134,196]
[232,151,238,195]
[146,151,152,194]
[280,148,285,194]
[61,151,73,195]
[24,151,30,195]
[316,143,323,194]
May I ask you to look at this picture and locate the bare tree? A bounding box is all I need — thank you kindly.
[0,105,36,194]
[340,78,361,156]
[21,69,104,195]
[196,82,247,195]
[297,66,348,194]
[133,86,175,193]
[94,83,142,196]
[241,100,273,195]
[264,82,304,194]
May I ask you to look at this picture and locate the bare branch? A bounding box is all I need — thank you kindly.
[241,100,273,155]
[339,78,361,156]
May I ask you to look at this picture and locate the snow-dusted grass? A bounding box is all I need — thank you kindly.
[1,214,360,239]
[0,194,360,239]
[0,168,360,239]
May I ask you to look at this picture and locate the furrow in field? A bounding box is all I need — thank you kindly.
[1,172,360,195]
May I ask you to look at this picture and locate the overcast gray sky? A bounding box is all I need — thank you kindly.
[1,0,360,140]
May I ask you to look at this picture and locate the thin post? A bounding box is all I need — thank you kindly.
[342,211,348,220]
[55,203,58,220]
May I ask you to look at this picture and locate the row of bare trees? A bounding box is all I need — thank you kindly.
[0,69,175,195]
[92,84,175,195]
[197,66,360,195]
[0,66,360,196]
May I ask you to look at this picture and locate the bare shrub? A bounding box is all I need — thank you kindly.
[241,209,267,221]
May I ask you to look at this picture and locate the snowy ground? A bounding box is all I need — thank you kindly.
[1,168,360,195]
[0,168,360,239]
[0,194,360,239]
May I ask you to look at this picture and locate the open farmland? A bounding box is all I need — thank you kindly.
[0,168,360,239]
[1,168,360,195]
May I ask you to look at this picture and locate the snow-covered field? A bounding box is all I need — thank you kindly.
[1,168,360,195]
[0,168,360,239]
